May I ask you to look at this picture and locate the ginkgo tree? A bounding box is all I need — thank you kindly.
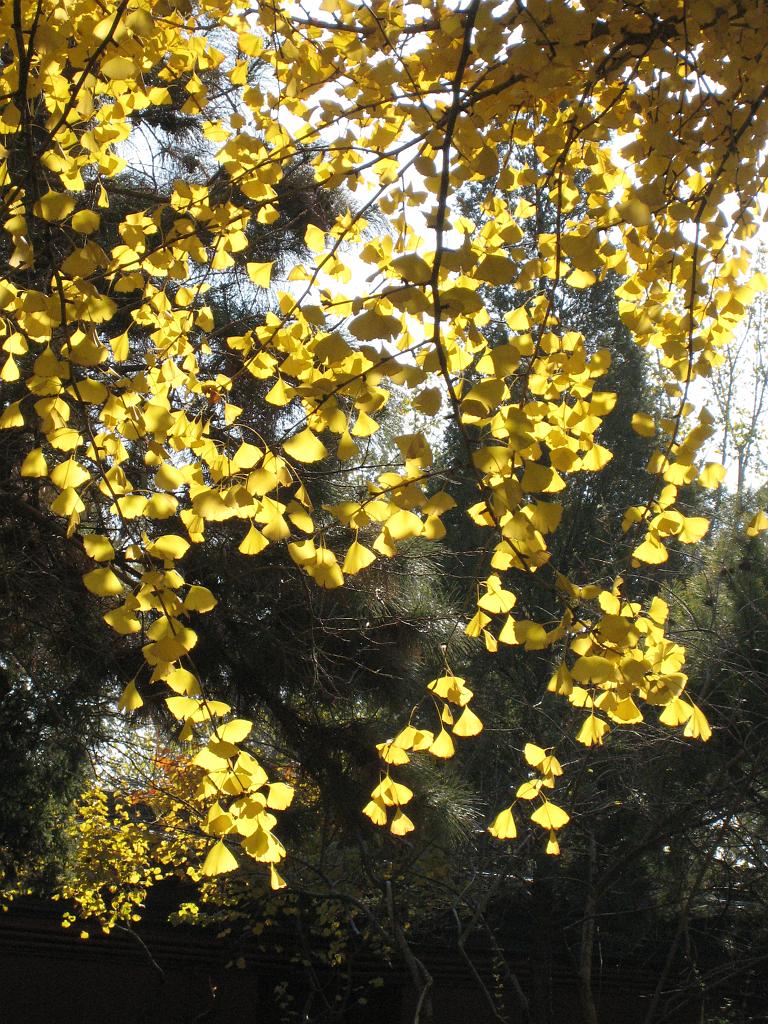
[3,0,768,898]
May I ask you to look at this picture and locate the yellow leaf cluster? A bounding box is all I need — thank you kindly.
[2,0,756,880]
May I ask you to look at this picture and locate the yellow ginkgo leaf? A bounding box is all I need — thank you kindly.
[523,743,546,768]
[101,56,137,80]
[110,330,130,361]
[0,402,23,429]
[207,808,235,836]
[677,517,709,544]
[505,306,530,331]
[144,625,197,664]
[478,575,516,613]
[390,252,432,283]
[377,740,410,764]
[521,463,565,494]
[746,510,768,537]
[568,686,594,709]
[232,442,262,470]
[146,534,190,560]
[631,412,656,437]
[348,310,401,341]
[632,534,668,565]
[103,606,140,635]
[647,596,669,624]
[192,746,229,772]
[394,726,433,751]
[215,719,253,744]
[165,696,200,720]
[71,210,100,233]
[659,698,693,727]
[609,697,643,724]
[465,610,491,637]
[34,190,75,221]
[428,729,455,758]
[246,261,273,287]
[288,539,317,566]
[350,410,380,437]
[337,431,359,460]
[265,378,291,406]
[390,809,415,836]
[304,224,325,252]
[546,830,561,856]
[1,355,19,381]
[363,798,388,827]
[309,548,344,589]
[83,567,122,596]
[683,704,712,742]
[476,253,517,285]
[497,616,519,645]
[452,705,483,737]
[239,525,269,555]
[83,534,115,561]
[386,509,423,540]
[266,783,294,810]
[166,668,201,696]
[270,865,287,890]
[571,656,614,684]
[20,448,48,478]
[49,458,90,490]
[155,463,184,491]
[283,429,328,463]
[488,806,517,840]
[342,540,376,574]
[413,387,442,415]
[145,493,178,519]
[540,754,563,778]
[618,197,651,227]
[530,801,570,831]
[192,491,230,521]
[576,714,610,747]
[699,462,726,489]
[566,268,596,288]
[427,675,473,706]
[183,586,218,613]
[117,679,143,712]
[372,777,413,807]
[581,444,612,472]
[200,841,239,876]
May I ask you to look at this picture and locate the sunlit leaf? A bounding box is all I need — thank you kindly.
[530,801,570,831]
[216,719,253,744]
[117,680,143,712]
[83,568,122,596]
[34,191,75,221]
[488,807,517,840]
[183,586,218,613]
[576,715,610,747]
[83,535,115,562]
[200,841,239,876]
[452,706,483,737]
[342,540,376,574]
[246,262,273,288]
[147,535,190,561]
[283,429,328,463]
[428,729,455,758]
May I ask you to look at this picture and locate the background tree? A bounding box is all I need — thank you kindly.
[708,251,768,506]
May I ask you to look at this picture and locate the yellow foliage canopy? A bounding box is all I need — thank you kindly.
[2,0,765,887]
